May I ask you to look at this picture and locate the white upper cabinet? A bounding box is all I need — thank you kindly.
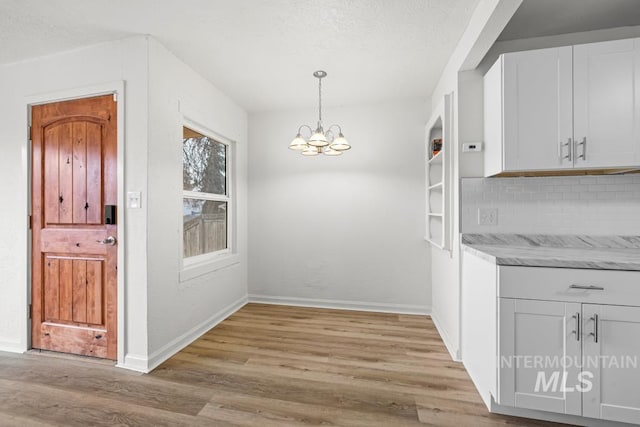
[484,38,640,176]
[574,39,640,168]
[503,47,573,172]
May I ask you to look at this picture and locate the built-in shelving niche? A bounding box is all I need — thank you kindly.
[425,93,452,250]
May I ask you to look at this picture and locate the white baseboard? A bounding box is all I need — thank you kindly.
[248,294,430,315]
[490,399,637,427]
[119,294,248,373]
[146,294,248,372]
[117,294,430,373]
[431,310,461,361]
[118,353,149,373]
[463,359,492,410]
[0,341,26,354]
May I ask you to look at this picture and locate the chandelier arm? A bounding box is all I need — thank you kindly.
[326,124,343,135]
[297,124,314,137]
[325,129,335,142]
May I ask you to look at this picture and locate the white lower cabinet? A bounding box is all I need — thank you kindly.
[582,304,640,424]
[498,284,640,425]
[461,252,640,425]
[499,299,582,415]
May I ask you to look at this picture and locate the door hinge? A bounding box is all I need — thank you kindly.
[113,92,118,102]
[29,304,32,319]
[28,125,32,142]
[28,214,32,229]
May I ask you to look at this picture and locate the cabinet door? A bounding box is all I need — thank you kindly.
[503,47,573,171]
[582,304,640,424]
[574,38,640,168]
[498,299,581,415]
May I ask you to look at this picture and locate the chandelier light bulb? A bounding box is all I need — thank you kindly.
[289,134,308,150]
[308,131,329,147]
[329,133,351,151]
[323,147,343,156]
[301,146,320,156]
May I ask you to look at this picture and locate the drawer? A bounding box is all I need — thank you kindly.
[498,266,640,306]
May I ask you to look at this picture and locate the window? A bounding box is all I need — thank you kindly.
[182,126,231,263]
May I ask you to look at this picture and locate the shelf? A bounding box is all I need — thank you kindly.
[428,150,443,164]
[428,182,443,190]
[424,237,445,249]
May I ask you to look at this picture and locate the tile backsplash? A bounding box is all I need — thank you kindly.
[461,175,640,235]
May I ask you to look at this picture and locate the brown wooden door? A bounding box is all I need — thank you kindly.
[31,95,117,360]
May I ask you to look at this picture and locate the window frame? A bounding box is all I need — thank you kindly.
[180,119,237,280]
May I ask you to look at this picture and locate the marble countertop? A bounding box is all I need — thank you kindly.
[461,234,640,271]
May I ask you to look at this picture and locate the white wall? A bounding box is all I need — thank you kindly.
[431,0,522,105]
[0,36,249,372]
[461,175,640,235]
[428,0,522,360]
[430,70,488,360]
[144,39,248,370]
[248,100,431,314]
[0,37,149,364]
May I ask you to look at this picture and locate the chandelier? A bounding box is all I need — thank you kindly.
[289,70,351,156]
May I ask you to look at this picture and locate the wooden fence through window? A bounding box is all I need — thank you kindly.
[183,213,226,257]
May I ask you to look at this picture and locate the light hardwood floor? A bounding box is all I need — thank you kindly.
[0,304,565,426]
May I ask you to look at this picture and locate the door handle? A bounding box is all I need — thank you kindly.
[572,312,580,341]
[589,314,599,343]
[96,236,117,246]
[577,137,587,161]
[559,138,572,162]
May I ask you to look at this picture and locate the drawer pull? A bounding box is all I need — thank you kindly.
[569,284,604,291]
[572,312,580,341]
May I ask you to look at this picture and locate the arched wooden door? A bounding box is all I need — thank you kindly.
[31,95,117,360]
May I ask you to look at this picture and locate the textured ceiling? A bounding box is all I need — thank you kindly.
[498,0,640,41]
[0,0,480,112]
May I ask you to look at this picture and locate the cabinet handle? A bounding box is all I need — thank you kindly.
[569,284,604,291]
[589,314,599,343]
[559,138,572,162]
[572,312,580,341]
[577,137,587,161]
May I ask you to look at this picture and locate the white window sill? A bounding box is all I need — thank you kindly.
[179,254,240,282]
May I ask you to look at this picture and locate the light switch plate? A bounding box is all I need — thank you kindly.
[127,191,141,209]
[478,208,498,225]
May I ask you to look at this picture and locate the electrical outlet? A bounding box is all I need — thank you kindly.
[462,142,483,152]
[478,208,498,226]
